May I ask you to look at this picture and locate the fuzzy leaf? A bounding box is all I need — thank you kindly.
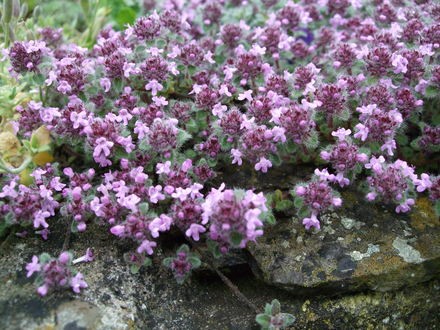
[275,200,294,212]
[271,299,281,315]
[177,244,190,254]
[207,239,222,259]
[188,256,201,269]
[130,264,140,274]
[162,257,173,268]
[255,314,271,328]
[280,313,296,326]
[293,197,304,208]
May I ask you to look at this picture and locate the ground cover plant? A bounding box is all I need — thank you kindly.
[0,0,439,327]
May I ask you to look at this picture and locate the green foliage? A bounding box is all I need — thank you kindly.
[256,299,296,330]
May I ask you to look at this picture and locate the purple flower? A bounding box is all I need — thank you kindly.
[73,248,95,264]
[231,149,243,166]
[255,157,272,173]
[185,224,206,241]
[303,213,320,230]
[70,272,88,293]
[26,256,41,278]
[137,240,157,255]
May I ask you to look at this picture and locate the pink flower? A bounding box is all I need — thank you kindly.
[137,240,157,255]
[110,225,125,237]
[238,90,253,102]
[414,173,432,192]
[365,156,385,173]
[70,272,88,293]
[219,84,232,97]
[152,96,168,106]
[26,256,41,277]
[156,161,171,175]
[57,80,72,94]
[255,157,272,173]
[231,149,243,166]
[366,192,377,201]
[181,159,193,172]
[116,109,133,125]
[331,128,351,141]
[148,185,165,203]
[93,138,114,158]
[303,213,320,230]
[73,248,94,264]
[391,54,408,74]
[37,284,49,296]
[354,123,369,141]
[100,78,111,92]
[295,186,306,196]
[145,79,163,96]
[185,224,206,241]
[33,210,50,229]
[172,187,191,201]
[134,120,149,139]
[149,214,173,238]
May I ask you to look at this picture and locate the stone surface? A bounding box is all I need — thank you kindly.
[247,190,440,294]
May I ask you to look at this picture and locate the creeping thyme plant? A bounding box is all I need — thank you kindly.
[0,0,439,324]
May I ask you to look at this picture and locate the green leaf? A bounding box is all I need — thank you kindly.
[255,314,271,328]
[280,313,296,326]
[177,244,190,254]
[177,130,192,146]
[395,133,408,146]
[298,206,310,219]
[264,303,272,315]
[138,202,149,215]
[435,200,440,217]
[293,197,304,208]
[260,210,276,225]
[207,239,222,259]
[230,231,243,246]
[0,220,9,239]
[130,264,140,274]
[188,256,201,269]
[271,299,281,315]
[275,200,294,212]
[115,7,136,27]
[143,257,152,267]
[39,253,51,264]
[162,257,173,268]
[425,86,439,99]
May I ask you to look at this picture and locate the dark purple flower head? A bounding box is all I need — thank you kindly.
[277,5,300,29]
[221,24,242,49]
[9,41,48,73]
[141,56,169,81]
[160,9,181,33]
[195,87,219,109]
[366,47,391,77]
[133,15,161,40]
[38,27,63,48]
[365,84,394,111]
[179,42,204,66]
[203,2,222,25]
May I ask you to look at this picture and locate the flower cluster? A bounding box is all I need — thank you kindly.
[162,244,201,284]
[25,252,88,296]
[202,184,267,253]
[294,177,342,230]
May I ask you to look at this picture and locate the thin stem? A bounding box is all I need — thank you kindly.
[0,155,32,174]
[61,220,73,252]
[189,241,259,314]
